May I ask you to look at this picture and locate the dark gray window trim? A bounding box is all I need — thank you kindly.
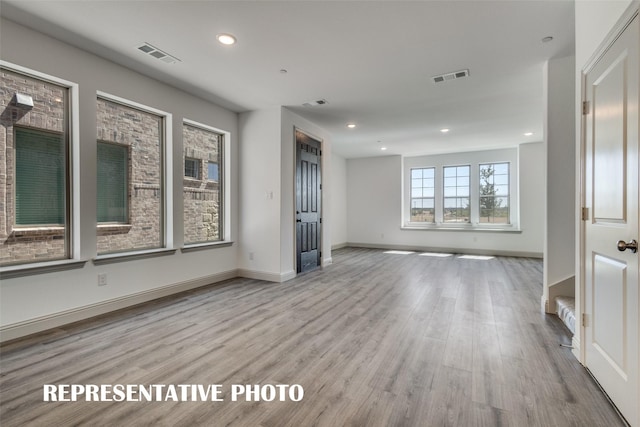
[93,248,177,265]
[0,260,87,280]
[181,241,233,253]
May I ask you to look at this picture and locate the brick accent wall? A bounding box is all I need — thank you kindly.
[183,123,221,244]
[96,98,162,254]
[1,69,225,265]
[0,69,67,265]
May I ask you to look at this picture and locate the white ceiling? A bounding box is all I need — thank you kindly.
[1,0,575,158]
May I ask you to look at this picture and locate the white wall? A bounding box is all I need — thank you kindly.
[238,108,283,277]
[237,107,333,279]
[518,142,546,255]
[330,153,348,248]
[0,19,239,338]
[543,55,576,312]
[346,143,545,257]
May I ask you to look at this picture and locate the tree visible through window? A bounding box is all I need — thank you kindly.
[479,163,509,223]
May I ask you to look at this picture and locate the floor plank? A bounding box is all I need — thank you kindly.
[0,248,625,426]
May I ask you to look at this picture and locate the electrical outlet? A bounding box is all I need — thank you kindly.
[98,273,107,286]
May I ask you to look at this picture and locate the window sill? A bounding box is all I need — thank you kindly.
[401,224,522,233]
[97,223,132,234]
[181,241,234,252]
[0,259,87,279]
[93,248,177,265]
[11,226,65,236]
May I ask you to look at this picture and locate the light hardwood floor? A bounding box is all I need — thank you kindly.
[0,248,625,426]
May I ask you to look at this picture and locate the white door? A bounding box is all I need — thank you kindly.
[584,12,639,427]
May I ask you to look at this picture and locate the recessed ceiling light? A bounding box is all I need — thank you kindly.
[542,36,554,43]
[347,123,356,129]
[217,33,237,45]
[524,132,533,136]
[440,128,450,133]
[381,147,387,151]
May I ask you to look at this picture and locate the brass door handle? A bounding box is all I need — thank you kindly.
[617,239,638,253]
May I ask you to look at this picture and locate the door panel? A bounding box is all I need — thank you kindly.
[592,253,627,376]
[584,13,639,427]
[296,130,321,273]
[592,53,626,222]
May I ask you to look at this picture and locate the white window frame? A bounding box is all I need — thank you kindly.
[95,91,173,257]
[182,118,231,248]
[402,148,518,230]
[0,60,81,272]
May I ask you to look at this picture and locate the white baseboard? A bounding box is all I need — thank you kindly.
[571,335,581,362]
[323,257,333,266]
[0,269,238,343]
[331,242,348,250]
[237,269,296,283]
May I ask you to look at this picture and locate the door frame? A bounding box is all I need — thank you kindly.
[293,127,323,274]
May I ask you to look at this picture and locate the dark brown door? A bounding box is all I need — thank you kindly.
[296,130,321,273]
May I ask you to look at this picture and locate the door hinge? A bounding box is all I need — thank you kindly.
[582,101,590,115]
[582,313,588,327]
[581,207,590,221]
[319,217,322,224]
[319,184,322,190]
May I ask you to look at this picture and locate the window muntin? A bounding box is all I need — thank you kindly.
[410,167,435,222]
[479,162,510,224]
[183,122,223,245]
[96,96,163,254]
[443,165,470,223]
[97,141,128,223]
[1,67,71,266]
[184,158,200,179]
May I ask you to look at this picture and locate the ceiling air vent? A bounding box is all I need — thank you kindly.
[303,99,328,107]
[137,43,181,64]
[432,69,469,84]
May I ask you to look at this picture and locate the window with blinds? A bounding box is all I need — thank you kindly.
[15,127,66,225]
[97,142,128,223]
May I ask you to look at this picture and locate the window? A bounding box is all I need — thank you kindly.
[1,66,72,266]
[184,158,200,179]
[207,161,219,182]
[410,167,435,222]
[96,95,165,254]
[403,149,517,229]
[15,127,66,225]
[443,165,470,223]
[479,162,509,224]
[183,121,223,245]
[97,142,128,223]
